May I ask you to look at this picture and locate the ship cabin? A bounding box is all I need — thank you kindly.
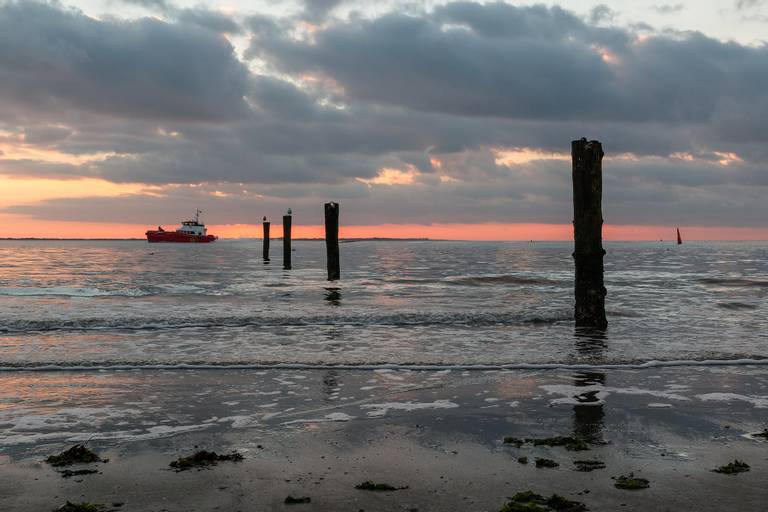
[177,219,207,236]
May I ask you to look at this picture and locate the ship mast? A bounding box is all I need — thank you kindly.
[195,209,202,224]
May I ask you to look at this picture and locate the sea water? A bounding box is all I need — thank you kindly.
[0,239,765,369]
[1,239,768,455]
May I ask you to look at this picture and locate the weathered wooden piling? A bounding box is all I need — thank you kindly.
[283,209,292,270]
[324,202,340,281]
[262,216,270,262]
[572,138,607,329]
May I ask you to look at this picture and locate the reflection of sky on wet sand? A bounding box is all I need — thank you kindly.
[2,367,768,462]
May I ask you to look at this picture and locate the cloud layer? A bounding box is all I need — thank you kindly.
[0,0,766,229]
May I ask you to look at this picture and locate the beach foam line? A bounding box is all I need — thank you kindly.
[0,358,767,372]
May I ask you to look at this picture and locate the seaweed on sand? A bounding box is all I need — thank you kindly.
[573,460,605,472]
[517,456,529,464]
[500,490,588,512]
[503,436,592,451]
[713,460,750,475]
[168,450,244,472]
[355,481,408,491]
[53,502,107,512]
[534,458,559,468]
[284,496,311,504]
[45,444,107,467]
[612,473,649,490]
[529,437,591,452]
[752,429,768,440]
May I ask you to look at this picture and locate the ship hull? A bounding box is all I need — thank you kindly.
[146,231,217,243]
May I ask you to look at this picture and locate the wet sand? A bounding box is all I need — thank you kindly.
[1,366,767,511]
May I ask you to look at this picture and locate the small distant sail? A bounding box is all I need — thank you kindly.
[676,228,683,245]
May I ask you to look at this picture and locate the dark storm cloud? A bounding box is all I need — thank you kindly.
[589,4,617,24]
[0,1,249,122]
[302,0,344,22]
[119,0,243,33]
[249,2,768,126]
[175,7,243,33]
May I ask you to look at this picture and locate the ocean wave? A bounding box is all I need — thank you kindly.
[447,275,556,286]
[697,278,768,288]
[0,310,571,333]
[717,302,759,310]
[0,286,149,297]
[1,358,767,372]
[389,275,556,286]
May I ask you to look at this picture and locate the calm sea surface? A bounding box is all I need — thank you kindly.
[0,240,766,368]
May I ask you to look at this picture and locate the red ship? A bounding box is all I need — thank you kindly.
[146,210,218,243]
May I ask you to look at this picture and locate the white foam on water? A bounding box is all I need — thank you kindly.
[0,423,211,446]
[360,400,459,418]
[540,384,691,406]
[648,403,674,408]
[0,287,148,297]
[229,416,260,428]
[281,412,356,425]
[695,393,768,408]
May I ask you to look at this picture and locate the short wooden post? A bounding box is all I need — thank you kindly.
[572,138,607,329]
[262,216,270,262]
[324,202,340,281]
[283,209,292,270]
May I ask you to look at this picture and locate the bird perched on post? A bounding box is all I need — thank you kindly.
[287,208,292,215]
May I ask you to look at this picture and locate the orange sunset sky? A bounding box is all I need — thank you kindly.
[0,174,766,241]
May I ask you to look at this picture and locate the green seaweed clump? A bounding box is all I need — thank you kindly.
[53,501,106,512]
[284,496,311,504]
[169,450,244,472]
[517,456,529,465]
[355,481,408,491]
[613,473,649,490]
[534,458,559,469]
[46,444,106,467]
[529,437,590,452]
[573,460,605,472]
[713,460,750,475]
[59,469,99,478]
[500,490,588,512]
[503,437,525,448]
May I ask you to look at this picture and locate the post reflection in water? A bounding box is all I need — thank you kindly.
[322,370,340,402]
[574,327,608,358]
[572,328,607,444]
[324,287,341,306]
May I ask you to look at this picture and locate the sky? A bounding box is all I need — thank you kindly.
[0,0,767,240]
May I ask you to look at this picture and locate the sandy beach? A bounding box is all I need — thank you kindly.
[2,365,767,511]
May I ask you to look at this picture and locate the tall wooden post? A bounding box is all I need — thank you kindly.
[325,202,340,281]
[262,216,270,262]
[572,138,607,329]
[283,209,292,270]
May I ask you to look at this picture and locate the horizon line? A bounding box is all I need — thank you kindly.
[2,237,767,243]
